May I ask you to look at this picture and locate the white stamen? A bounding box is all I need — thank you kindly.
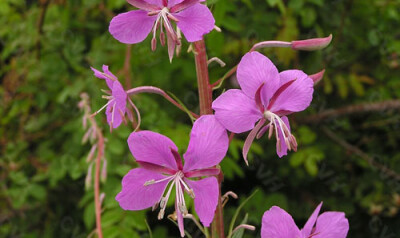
[149,170,193,220]
[92,99,113,116]
[263,110,297,152]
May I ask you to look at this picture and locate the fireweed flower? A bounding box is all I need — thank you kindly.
[212,52,314,163]
[261,202,349,238]
[116,115,228,237]
[109,0,215,61]
[91,65,138,130]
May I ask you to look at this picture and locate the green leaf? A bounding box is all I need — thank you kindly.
[227,190,258,238]
[231,213,249,238]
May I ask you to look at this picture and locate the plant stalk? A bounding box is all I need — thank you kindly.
[193,39,225,238]
[94,131,104,238]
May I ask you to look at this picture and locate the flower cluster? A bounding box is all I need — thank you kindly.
[86,0,349,237]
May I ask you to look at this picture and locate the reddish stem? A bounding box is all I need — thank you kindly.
[194,40,213,115]
[193,39,225,238]
[94,128,104,238]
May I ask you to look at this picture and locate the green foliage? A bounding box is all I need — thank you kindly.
[1,0,400,237]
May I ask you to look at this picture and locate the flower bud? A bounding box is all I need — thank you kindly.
[292,34,332,51]
[309,69,326,84]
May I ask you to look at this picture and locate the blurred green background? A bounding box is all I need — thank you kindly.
[1,0,400,237]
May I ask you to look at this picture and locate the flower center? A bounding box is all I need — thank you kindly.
[263,110,298,152]
[150,7,180,51]
[144,170,194,220]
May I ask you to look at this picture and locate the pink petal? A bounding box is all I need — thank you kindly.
[276,116,290,158]
[183,115,228,172]
[106,100,123,129]
[128,131,179,170]
[186,177,218,227]
[212,89,263,134]
[313,212,349,238]
[261,206,301,238]
[268,70,314,114]
[112,80,127,112]
[173,4,215,42]
[127,0,162,10]
[116,168,169,210]
[168,0,204,8]
[166,29,176,62]
[237,52,280,102]
[170,0,202,12]
[106,81,128,128]
[243,118,266,165]
[301,202,323,237]
[90,66,114,89]
[109,10,157,44]
[176,201,185,237]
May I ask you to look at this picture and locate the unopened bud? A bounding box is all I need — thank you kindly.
[86,144,97,163]
[101,158,107,183]
[292,34,332,51]
[85,164,93,190]
[309,69,326,84]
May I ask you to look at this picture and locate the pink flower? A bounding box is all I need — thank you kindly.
[261,202,349,238]
[109,0,215,61]
[116,115,228,237]
[91,65,129,130]
[212,52,315,163]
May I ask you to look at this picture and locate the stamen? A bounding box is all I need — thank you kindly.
[268,123,274,139]
[91,99,113,117]
[102,95,113,100]
[144,175,174,186]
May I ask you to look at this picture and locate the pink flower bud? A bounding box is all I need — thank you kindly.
[309,69,326,84]
[292,34,332,51]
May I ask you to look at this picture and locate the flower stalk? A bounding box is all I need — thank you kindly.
[193,39,225,238]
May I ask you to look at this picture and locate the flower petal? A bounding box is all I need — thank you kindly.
[186,177,218,227]
[212,89,263,134]
[112,80,127,112]
[127,0,162,10]
[168,0,204,8]
[183,115,228,172]
[109,10,157,44]
[269,70,314,114]
[237,52,280,101]
[116,168,169,210]
[313,212,349,238]
[106,100,123,128]
[261,206,301,238]
[128,131,179,170]
[276,116,290,158]
[173,4,215,42]
[301,202,322,237]
[243,118,266,165]
[105,81,127,129]
[90,66,114,89]
[176,201,185,237]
